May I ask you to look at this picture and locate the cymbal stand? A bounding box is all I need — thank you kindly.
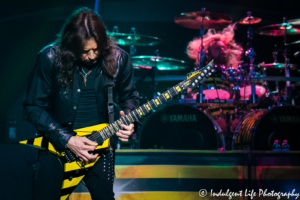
[196,8,206,70]
[283,17,293,104]
[271,45,282,104]
[152,49,159,98]
[130,27,137,56]
[197,8,206,103]
[245,11,257,103]
[135,50,159,99]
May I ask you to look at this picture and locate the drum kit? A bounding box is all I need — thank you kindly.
[108,9,300,151]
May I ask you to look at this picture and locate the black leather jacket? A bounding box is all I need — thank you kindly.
[23,44,139,151]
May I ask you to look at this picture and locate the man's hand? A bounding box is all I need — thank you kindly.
[67,136,98,162]
[116,111,134,142]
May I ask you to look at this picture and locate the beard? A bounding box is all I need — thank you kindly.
[77,57,100,68]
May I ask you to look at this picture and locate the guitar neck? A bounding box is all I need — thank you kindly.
[90,60,214,144]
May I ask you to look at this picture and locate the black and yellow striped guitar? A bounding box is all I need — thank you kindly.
[19,60,215,200]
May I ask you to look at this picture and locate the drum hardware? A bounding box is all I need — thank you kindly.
[131,55,190,71]
[129,27,137,56]
[195,8,207,69]
[238,15,261,25]
[256,22,300,36]
[107,27,163,46]
[174,9,232,30]
[134,75,300,82]
[238,11,259,103]
[285,40,300,46]
[255,17,300,105]
[134,50,162,98]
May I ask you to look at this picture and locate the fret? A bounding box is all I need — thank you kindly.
[157,96,162,104]
[104,126,113,137]
[112,123,119,131]
[151,99,158,107]
[143,105,150,113]
[120,117,126,125]
[148,101,154,109]
[125,115,131,125]
[167,90,173,98]
[135,109,142,118]
[158,95,167,103]
[99,130,105,139]
[117,120,122,126]
[108,126,115,134]
[121,116,129,125]
[128,113,134,122]
[161,93,167,101]
[104,127,111,136]
[102,129,109,138]
[139,106,146,115]
[171,87,178,94]
[137,108,144,116]
[170,88,178,96]
[131,111,138,121]
[145,103,152,111]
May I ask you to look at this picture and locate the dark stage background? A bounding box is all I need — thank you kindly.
[0,0,300,141]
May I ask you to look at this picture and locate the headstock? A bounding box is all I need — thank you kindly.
[183,60,215,88]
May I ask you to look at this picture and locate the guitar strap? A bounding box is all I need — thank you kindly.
[106,76,115,124]
[105,76,116,180]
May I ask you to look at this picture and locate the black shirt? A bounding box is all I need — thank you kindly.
[73,66,100,130]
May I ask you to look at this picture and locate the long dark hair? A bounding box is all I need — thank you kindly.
[55,7,117,87]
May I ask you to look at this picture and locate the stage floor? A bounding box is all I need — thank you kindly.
[69,150,300,200]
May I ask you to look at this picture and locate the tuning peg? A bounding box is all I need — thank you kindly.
[192,83,195,87]
[204,69,207,73]
[211,69,215,72]
[208,72,212,75]
[201,73,204,76]
[195,80,198,83]
[198,76,201,79]
[207,66,210,70]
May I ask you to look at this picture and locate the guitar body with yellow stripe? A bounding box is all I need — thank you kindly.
[20,123,110,200]
[18,60,215,200]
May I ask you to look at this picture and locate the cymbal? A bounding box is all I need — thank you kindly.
[174,11,232,29]
[131,56,190,70]
[238,16,261,25]
[285,40,300,46]
[287,18,300,25]
[256,23,300,36]
[107,32,163,46]
[258,62,297,70]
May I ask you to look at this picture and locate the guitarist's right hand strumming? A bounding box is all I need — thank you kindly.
[66,136,98,162]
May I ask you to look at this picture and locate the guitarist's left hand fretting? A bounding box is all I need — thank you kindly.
[116,110,135,142]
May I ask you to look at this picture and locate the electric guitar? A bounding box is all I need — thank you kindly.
[19,60,215,200]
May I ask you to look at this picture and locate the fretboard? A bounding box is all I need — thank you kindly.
[88,61,213,144]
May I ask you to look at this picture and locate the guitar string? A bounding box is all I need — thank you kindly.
[88,65,211,142]
[75,64,212,148]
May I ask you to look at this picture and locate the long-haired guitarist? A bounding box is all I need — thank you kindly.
[23,7,139,200]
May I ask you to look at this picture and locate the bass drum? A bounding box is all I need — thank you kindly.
[139,104,225,150]
[233,106,300,150]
